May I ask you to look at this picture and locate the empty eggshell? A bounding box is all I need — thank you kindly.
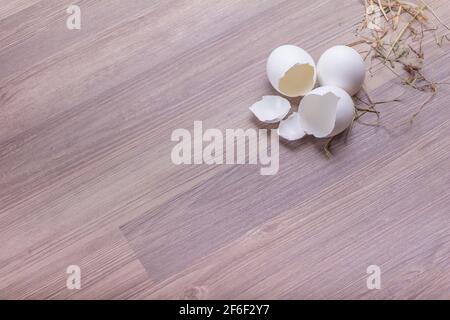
[266,45,317,97]
[277,112,305,141]
[277,86,354,141]
[299,86,355,138]
[317,45,365,96]
[249,95,291,123]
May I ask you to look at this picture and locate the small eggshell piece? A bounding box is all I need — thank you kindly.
[249,95,291,123]
[277,112,306,141]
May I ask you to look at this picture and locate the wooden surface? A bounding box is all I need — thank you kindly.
[1,0,449,300]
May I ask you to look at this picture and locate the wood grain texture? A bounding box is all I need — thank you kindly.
[0,0,449,299]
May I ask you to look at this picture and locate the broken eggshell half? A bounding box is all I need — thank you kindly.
[266,45,317,97]
[299,86,355,138]
[278,86,355,140]
[249,95,291,123]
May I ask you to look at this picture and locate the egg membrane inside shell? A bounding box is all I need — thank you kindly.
[278,63,316,97]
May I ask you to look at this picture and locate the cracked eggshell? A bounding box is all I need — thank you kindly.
[266,45,317,97]
[299,86,355,138]
[317,45,365,96]
[277,112,305,141]
[249,96,291,123]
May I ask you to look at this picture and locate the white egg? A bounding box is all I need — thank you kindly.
[299,86,355,138]
[317,45,365,96]
[266,45,317,97]
[277,86,355,141]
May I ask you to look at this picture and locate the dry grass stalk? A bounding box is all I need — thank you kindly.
[353,0,448,126]
[324,0,448,156]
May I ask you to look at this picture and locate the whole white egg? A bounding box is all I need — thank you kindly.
[317,45,365,96]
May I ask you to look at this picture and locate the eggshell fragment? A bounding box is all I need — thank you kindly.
[267,45,317,97]
[317,45,366,96]
[299,86,355,138]
[277,112,305,141]
[249,96,291,123]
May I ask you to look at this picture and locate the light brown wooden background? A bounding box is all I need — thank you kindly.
[0,0,449,299]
